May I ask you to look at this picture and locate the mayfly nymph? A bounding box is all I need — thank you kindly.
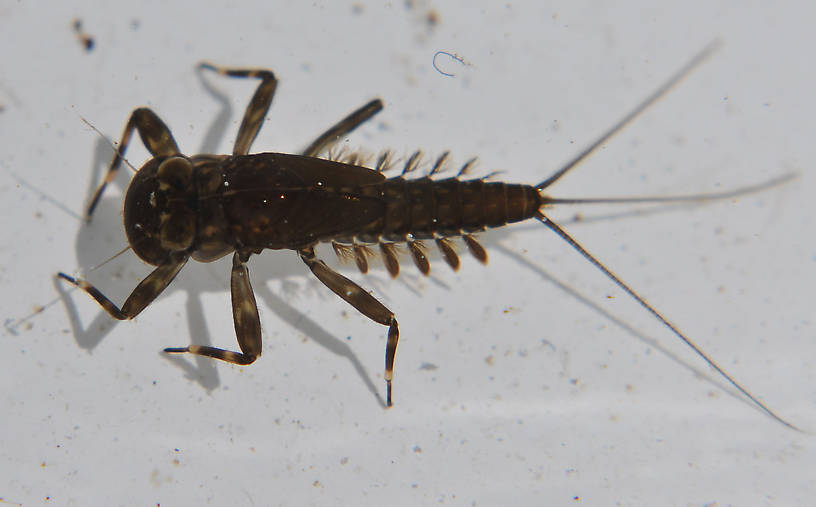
[58,45,794,428]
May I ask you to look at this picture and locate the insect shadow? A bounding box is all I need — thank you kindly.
[58,68,395,404]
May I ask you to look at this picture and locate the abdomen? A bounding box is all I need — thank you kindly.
[354,177,542,242]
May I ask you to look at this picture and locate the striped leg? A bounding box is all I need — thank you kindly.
[199,62,278,156]
[57,254,188,320]
[301,99,383,157]
[85,108,180,220]
[299,246,400,406]
[164,251,262,365]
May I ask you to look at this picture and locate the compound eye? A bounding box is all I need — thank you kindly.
[157,156,193,190]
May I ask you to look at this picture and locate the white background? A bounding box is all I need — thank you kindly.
[2,2,814,505]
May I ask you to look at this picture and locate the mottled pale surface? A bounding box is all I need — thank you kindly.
[1,2,814,505]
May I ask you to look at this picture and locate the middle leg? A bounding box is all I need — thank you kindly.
[199,62,278,157]
[164,251,262,365]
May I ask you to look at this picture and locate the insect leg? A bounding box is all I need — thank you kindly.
[301,99,384,157]
[299,246,400,407]
[199,62,278,157]
[86,108,181,220]
[164,251,262,365]
[57,254,188,320]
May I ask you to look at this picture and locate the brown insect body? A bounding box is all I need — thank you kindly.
[127,150,540,276]
[58,52,795,427]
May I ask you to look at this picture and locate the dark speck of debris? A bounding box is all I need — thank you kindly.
[419,362,438,371]
[72,19,95,52]
[426,9,440,27]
